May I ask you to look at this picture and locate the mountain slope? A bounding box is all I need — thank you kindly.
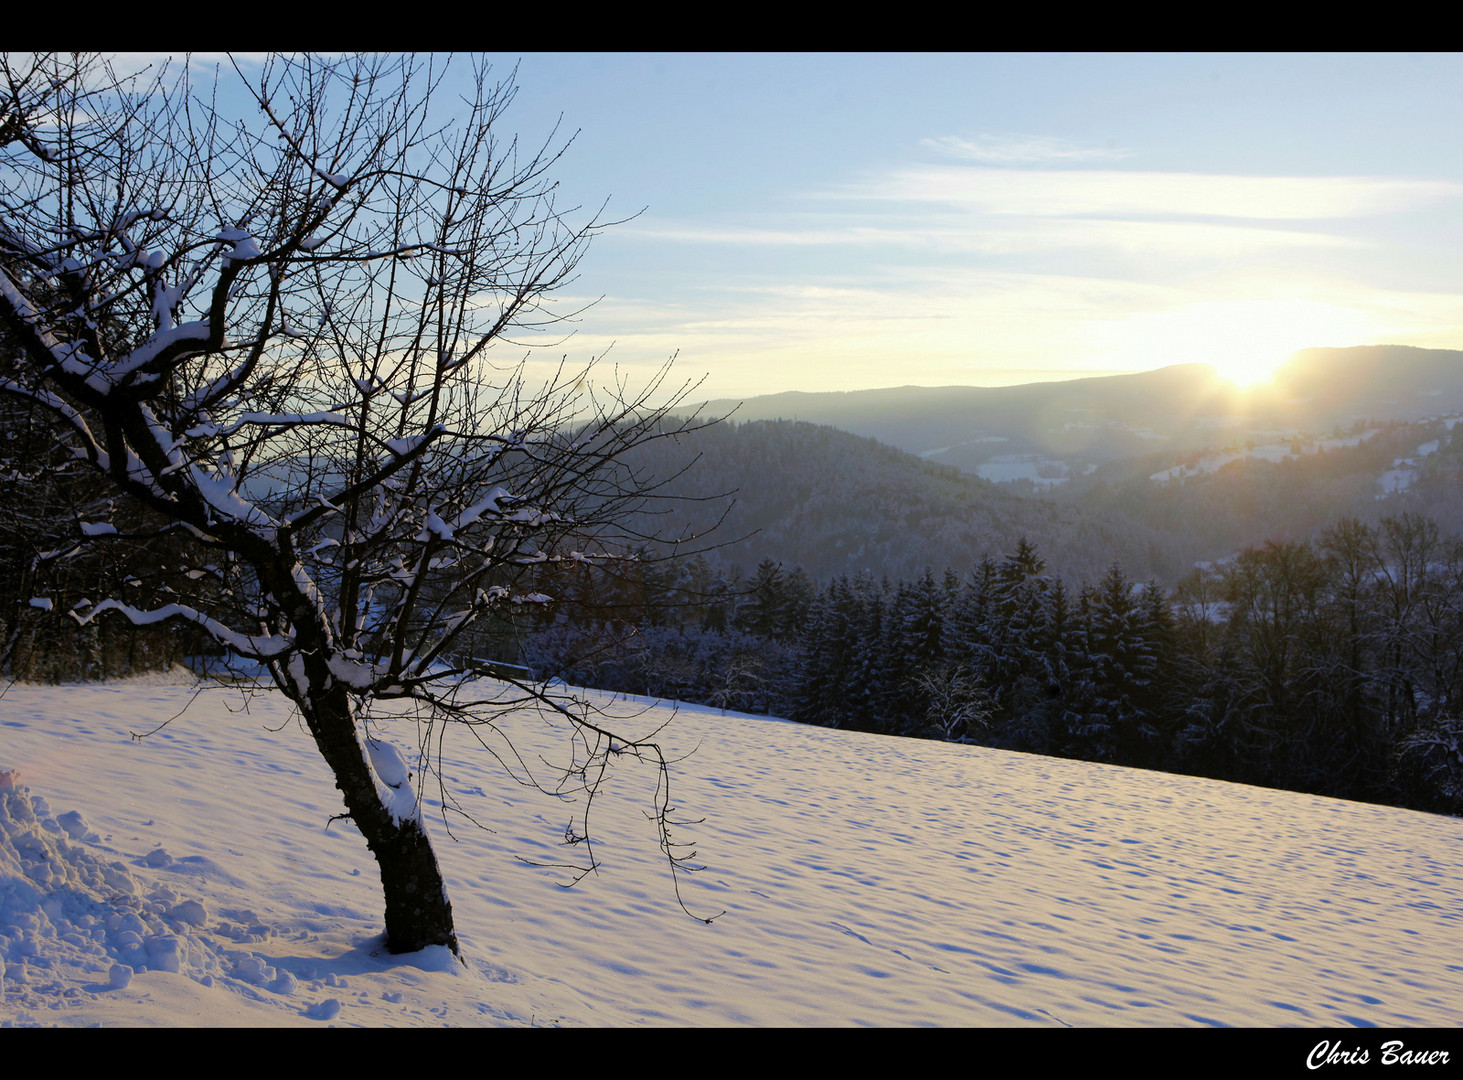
[692,347,1463,475]
[627,418,1187,584]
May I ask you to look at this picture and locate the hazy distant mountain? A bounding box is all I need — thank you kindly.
[689,346,1463,478]
[627,419,1200,586]
[647,347,1463,586]
[1274,345,1463,425]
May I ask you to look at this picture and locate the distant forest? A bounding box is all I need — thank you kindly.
[516,515,1463,819]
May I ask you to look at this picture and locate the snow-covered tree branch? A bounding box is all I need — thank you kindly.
[1,52,723,956]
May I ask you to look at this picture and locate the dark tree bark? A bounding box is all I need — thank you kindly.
[298,667,458,955]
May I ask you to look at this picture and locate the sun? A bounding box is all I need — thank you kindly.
[1216,344,1293,390]
[1105,299,1368,391]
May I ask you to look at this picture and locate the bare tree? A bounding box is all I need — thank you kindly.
[0,52,721,956]
[914,664,994,742]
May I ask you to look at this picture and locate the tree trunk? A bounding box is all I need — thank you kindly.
[369,811,460,956]
[295,661,460,956]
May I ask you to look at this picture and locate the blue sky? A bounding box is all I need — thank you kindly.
[178,54,1463,400]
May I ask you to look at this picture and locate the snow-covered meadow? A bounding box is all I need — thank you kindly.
[4,669,1463,1027]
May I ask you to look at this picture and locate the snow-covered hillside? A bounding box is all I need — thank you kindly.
[3,671,1463,1027]
[1149,429,1379,485]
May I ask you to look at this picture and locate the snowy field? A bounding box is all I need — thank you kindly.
[4,670,1463,1028]
[974,454,1071,488]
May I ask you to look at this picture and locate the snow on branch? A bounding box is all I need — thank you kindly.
[70,599,292,660]
[365,737,421,827]
[185,410,354,440]
[187,465,280,535]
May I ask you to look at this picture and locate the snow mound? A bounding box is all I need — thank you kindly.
[0,770,315,1024]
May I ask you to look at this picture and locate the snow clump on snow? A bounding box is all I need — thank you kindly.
[0,769,335,1024]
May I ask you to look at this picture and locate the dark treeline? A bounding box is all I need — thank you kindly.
[519,516,1463,818]
[0,397,200,681]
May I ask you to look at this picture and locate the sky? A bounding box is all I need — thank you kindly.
[132,53,1463,401]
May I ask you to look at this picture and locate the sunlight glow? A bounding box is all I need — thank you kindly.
[1104,299,1374,390]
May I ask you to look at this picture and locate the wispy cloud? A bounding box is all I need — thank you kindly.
[627,216,1356,258]
[846,167,1463,220]
[620,223,924,247]
[976,218,1357,257]
[921,133,1134,165]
